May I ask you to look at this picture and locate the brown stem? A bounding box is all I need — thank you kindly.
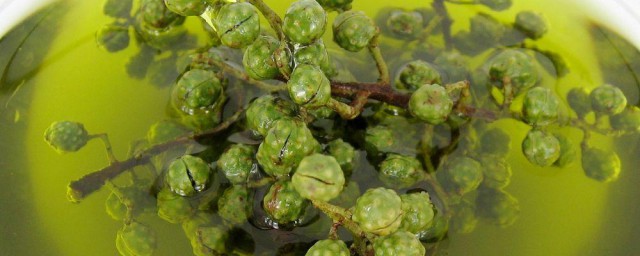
[330,81,409,108]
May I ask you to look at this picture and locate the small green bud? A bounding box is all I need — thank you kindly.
[157,188,194,223]
[305,239,350,256]
[217,144,255,184]
[172,69,223,115]
[44,121,90,153]
[521,129,560,167]
[333,10,377,52]
[409,84,453,125]
[522,87,560,126]
[610,106,640,132]
[582,147,621,182]
[553,134,577,168]
[326,139,356,173]
[245,95,297,136]
[399,192,435,234]
[590,84,627,115]
[215,2,260,48]
[218,185,252,225]
[488,49,539,93]
[140,0,182,28]
[256,119,320,177]
[352,187,403,236]
[476,188,520,227]
[103,0,132,18]
[378,154,423,189]
[292,154,345,201]
[315,0,353,11]
[97,23,130,53]
[396,60,442,92]
[567,88,592,118]
[283,0,327,45]
[479,156,512,189]
[386,10,423,39]
[437,156,483,195]
[191,225,228,255]
[116,221,156,256]
[287,64,331,108]
[479,128,511,158]
[479,0,512,11]
[166,155,212,196]
[373,230,426,256]
[164,0,207,16]
[243,35,281,80]
[147,120,191,145]
[263,180,308,224]
[515,11,547,39]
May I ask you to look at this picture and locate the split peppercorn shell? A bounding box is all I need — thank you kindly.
[166,155,212,196]
[214,2,260,48]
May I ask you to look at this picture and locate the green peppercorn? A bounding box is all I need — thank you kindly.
[386,10,423,39]
[245,95,297,136]
[243,35,281,80]
[450,200,478,234]
[488,49,539,93]
[305,239,350,256]
[476,188,520,227]
[115,221,156,256]
[133,13,186,50]
[378,154,424,189]
[287,64,331,108]
[263,180,308,224]
[437,156,483,195]
[396,60,442,92]
[582,147,621,182]
[256,118,320,177]
[515,11,547,39]
[103,0,132,18]
[399,192,435,234]
[567,87,592,118]
[292,154,345,201]
[479,128,511,158]
[522,87,560,126]
[140,0,182,28]
[590,84,628,115]
[373,230,426,256]
[365,124,396,156]
[171,69,223,115]
[478,155,512,189]
[409,84,453,125]
[215,2,260,48]
[521,129,560,167]
[44,121,90,153]
[147,120,191,145]
[294,40,335,77]
[352,187,403,236]
[326,139,356,173]
[333,10,378,52]
[610,106,640,132]
[166,155,212,196]
[315,0,353,11]
[164,0,207,16]
[191,225,228,255]
[157,188,194,223]
[217,144,255,184]
[218,185,252,225]
[553,134,577,168]
[283,0,327,45]
[479,0,512,11]
[97,23,130,53]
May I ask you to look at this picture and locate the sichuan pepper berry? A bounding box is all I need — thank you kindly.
[166,155,212,196]
[215,2,260,48]
[333,10,377,52]
[408,84,453,125]
[305,239,350,256]
[352,187,403,236]
[292,154,345,201]
[44,121,90,153]
[287,64,332,108]
[399,192,435,234]
[590,84,627,115]
[521,129,560,167]
[373,230,426,256]
[263,180,308,224]
[522,86,560,126]
[283,0,327,45]
[256,119,320,177]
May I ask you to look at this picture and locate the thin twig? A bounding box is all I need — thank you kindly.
[432,0,453,50]
[247,0,285,40]
[367,34,390,84]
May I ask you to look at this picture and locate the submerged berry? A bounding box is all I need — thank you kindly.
[590,84,627,115]
[582,147,621,182]
[116,221,156,256]
[378,154,424,189]
[396,60,442,92]
[567,87,592,118]
[522,129,560,167]
[157,188,194,224]
[610,106,640,132]
[305,239,350,256]
[479,155,512,189]
[479,0,512,11]
[399,192,435,234]
[333,10,377,52]
[218,185,252,225]
[488,49,538,93]
[386,10,423,39]
[97,23,130,53]
[191,225,228,255]
[522,87,560,126]
[352,187,403,236]
[476,188,520,227]
[515,11,547,39]
[44,121,90,153]
[437,156,483,195]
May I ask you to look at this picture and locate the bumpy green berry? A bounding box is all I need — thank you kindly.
[399,192,435,234]
[378,154,424,189]
[476,188,520,227]
[479,156,512,189]
[97,23,130,53]
[479,0,512,11]
[256,119,320,177]
[215,2,260,48]
[283,0,327,45]
[217,144,255,184]
[147,120,191,145]
[157,188,194,223]
[44,121,90,153]
[333,10,377,52]
[166,155,212,196]
[191,225,228,255]
[218,186,252,225]
[409,84,453,125]
[590,84,627,115]
[292,154,345,201]
[326,139,356,173]
[416,210,448,242]
[437,156,483,195]
[305,239,350,256]
[386,10,423,39]
[396,60,442,92]
[553,134,577,168]
[488,49,539,93]
[287,64,331,108]
[294,40,335,76]
[172,69,223,114]
[567,87,592,118]
[140,0,182,28]
[164,0,207,16]
[263,180,308,224]
[116,221,156,256]
[434,51,469,83]
[521,129,560,167]
[365,125,395,156]
[469,13,505,48]
[515,11,547,39]
[352,187,403,236]
[245,95,297,136]
[104,0,132,18]
[479,128,511,158]
[522,87,560,126]
[315,0,353,11]
[610,106,640,132]
[243,35,281,80]
[582,147,621,182]
[373,231,426,256]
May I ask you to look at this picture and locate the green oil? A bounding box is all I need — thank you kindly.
[0,0,638,255]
